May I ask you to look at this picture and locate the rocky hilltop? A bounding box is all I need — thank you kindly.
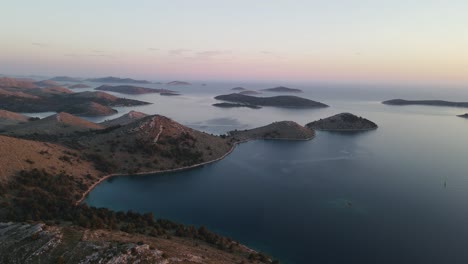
[306,113,377,131]
[96,84,175,95]
[383,99,468,108]
[215,93,328,108]
[261,86,303,93]
[87,76,151,84]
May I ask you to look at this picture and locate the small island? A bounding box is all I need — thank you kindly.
[229,121,314,141]
[261,86,303,93]
[239,90,261,95]
[95,85,175,95]
[306,113,377,131]
[87,76,151,84]
[167,81,191,86]
[383,99,468,108]
[213,103,262,109]
[457,113,468,118]
[214,93,328,108]
[160,92,181,96]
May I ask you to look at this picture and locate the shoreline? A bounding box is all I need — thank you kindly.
[75,135,314,205]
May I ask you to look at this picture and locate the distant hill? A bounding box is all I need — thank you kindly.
[95,85,174,95]
[0,77,38,89]
[49,76,82,82]
[306,113,377,131]
[100,110,148,127]
[3,112,104,136]
[69,84,91,89]
[383,99,468,108]
[87,76,151,84]
[167,81,191,85]
[215,93,328,108]
[229,121,314,140]
[0,110,29,129]
[261,86,303,93]
[41,86,74,94]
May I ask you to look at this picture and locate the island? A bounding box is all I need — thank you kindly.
[95,84,175,95]
[214,93,329,108]
[213,102,262,109]
[306,113,378,131]
[69,84,91,89]
[457,113,468,118]
[167,81,191,85]
[87,76,151,84]
[229,121,314,141]
[383,99,468,108]
[261,86,303,93]
[49,76,82,82]
[160,92,181,96]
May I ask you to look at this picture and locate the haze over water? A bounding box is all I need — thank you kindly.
[84,83,468,264]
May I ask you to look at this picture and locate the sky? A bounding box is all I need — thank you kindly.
[1,0,467,85]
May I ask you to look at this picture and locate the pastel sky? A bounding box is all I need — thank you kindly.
[1,0,467,84]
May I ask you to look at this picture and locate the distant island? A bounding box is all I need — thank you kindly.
[306,113,377,131]
[213,102,262,109]
[231,87,247,91]
[383,99,468,108]
[229,121,314,141]
[457,113,468,118]
[214,93,328,108]
[87,76,151,84]
[167,81,191,85]
[49,76,82,82]
[95,85,175,95]
[261,86,303,93]
[69,84,91,89]
[160,92,181,96]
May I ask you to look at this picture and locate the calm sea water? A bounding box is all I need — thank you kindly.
[77,82,468,264]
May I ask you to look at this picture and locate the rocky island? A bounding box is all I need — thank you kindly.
[231,87,247,91]
[383,99,468,108]
[261,86,303,93]
[95,84,175,95]
[457,113,468,118]
[49,76,82,82]
[87,76,151,84]
[239,90,261,95]
[229,121,314,141]
[215,93,328,108]
[306,113,377,131]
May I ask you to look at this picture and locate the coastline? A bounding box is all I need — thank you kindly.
[75,135,314,205]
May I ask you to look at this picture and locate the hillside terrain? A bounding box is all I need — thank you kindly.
[306,113,377,131]
[69,84,90,88]
[100,110,148,127]
[215,93,329,108]
[0,110,29,129]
